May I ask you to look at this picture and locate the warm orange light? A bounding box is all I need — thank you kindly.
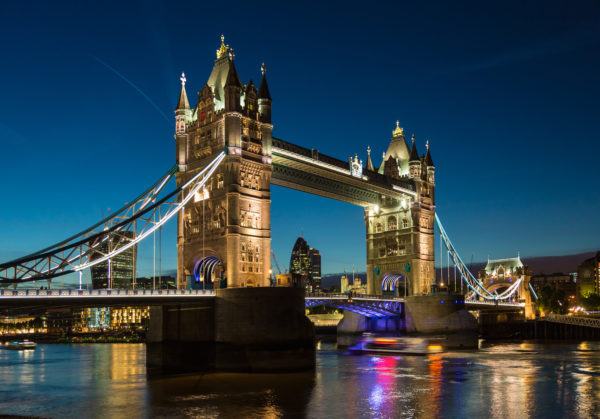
[375,338,398,344]
[427,345,443,351]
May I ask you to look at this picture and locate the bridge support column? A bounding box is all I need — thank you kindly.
[337,311,403,335]
[146,287,315,376]
[404,294,478,348]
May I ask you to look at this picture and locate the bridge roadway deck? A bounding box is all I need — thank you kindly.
[0,289,215,309]
[0,290,525,312]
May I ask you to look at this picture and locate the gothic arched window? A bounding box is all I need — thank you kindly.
[387,216,397,231]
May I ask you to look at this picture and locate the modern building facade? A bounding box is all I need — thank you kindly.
[309,248,322,289]
[289,236,321,290]
[530,273,577,301]
[577,252,600,296]
[89,231,137,289]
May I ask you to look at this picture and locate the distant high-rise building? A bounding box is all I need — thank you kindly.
[577,251,600,297]
[309,248,321,290]
[289,236,321,290]
[89,231,137,289]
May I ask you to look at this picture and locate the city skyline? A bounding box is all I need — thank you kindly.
[1,1,599,284]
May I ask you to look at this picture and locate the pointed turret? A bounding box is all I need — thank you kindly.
[175,72,190,134]
[258,62,272,123]
[366,146,374,171]
[258,62,271,100]
[408,134,420,179]
[176,72,190,111]
[424,140,435,185]
[174,72,191,171]
[225,51,242,88]
[409,134,419,161]
[425,140,434,166]
[224,50,242,112]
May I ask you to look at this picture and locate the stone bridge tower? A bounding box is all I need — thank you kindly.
[365,123,435,296]
[174,36,272,289]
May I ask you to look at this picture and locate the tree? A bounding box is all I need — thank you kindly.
[581,293,600,311]
[536,286,569,315]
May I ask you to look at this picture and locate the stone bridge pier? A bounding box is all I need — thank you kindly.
[147,288,315,375]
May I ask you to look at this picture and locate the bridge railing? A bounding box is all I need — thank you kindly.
[305,292,403,302]
[546,313,600,328]
[465,299,525,307]
[0,289,216,297]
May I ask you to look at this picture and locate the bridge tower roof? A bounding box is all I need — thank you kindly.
[485,255,524,274]
[207,35,238,109]
[378,121,410,175]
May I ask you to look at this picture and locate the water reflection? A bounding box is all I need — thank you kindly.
[149,371,314,417]
[0,341,598,418]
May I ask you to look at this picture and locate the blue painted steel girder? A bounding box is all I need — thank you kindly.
[305,299,400,318]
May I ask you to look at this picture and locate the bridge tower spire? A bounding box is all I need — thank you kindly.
[175,72,191,171]
[258,62,272,124]
[175,36,273,289]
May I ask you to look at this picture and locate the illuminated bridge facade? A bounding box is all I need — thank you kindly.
[0,36,533,311]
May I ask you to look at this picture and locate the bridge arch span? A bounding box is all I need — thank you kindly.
[381,273,406,296]
[190,252,224,289]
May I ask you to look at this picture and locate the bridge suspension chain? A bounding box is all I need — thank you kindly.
[435,214,522,301]
[0,152,226,284]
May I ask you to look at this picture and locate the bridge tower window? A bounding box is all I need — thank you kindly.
[402,218,409,228]
[376,223,383,233]
[387,216,397,231]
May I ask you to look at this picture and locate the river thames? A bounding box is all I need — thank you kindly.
[0,340,598,418]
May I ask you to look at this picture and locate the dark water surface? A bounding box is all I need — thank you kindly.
[0,340,599,418]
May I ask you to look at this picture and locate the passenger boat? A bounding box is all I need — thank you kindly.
[3,340,37,350]
[348,336,445,355]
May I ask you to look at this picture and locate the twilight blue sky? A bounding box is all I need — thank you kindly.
[1,0,599,283]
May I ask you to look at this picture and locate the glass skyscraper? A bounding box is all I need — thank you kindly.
[89,231,137,289]
[289,236,321,290]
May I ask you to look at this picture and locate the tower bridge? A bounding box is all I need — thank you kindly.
[0,37,537,372]
[0,35,533,308]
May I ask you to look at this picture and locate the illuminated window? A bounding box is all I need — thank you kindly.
[387,216,397,231]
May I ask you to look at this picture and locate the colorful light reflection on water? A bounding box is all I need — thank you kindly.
[0,341,599,418]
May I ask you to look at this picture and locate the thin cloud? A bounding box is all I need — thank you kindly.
[91,54,170,122]
[433,22,600,76]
